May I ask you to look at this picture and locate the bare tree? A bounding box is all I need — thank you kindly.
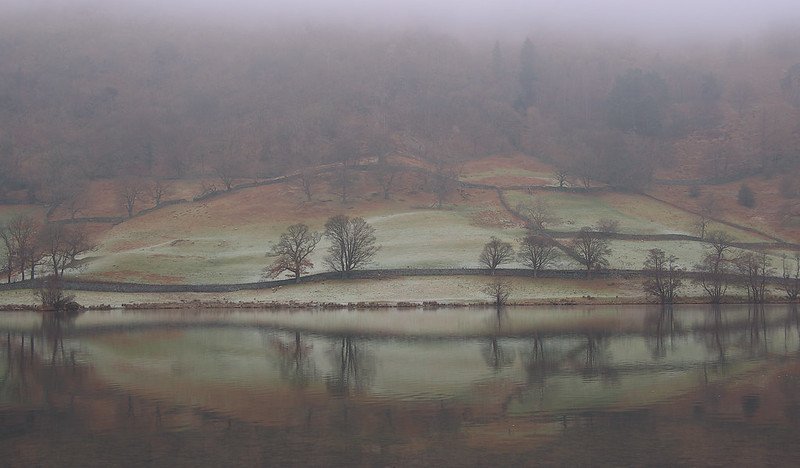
[294,168,316,202]
[39,224,94,278]
[324,215,379,277]
[554,168,569,188]
[483,279,512,309]
[0,224,13,283]
[642,248,682,303]
[781,253,800,301]
[430,162,460,208]
[1,214,41,281]
[694,194,720,239]
[119,178,145,218]
[375,163,399,200]
[267,224,322,282]
[518,233,559,277]
[735,252,774,303]
[571,227,611,278]
[516,199,559,232]
[479,237,515,273]
[706,230,735,259]
[148,179,169,208]
[39,223,69,278]
[694,231,735,303]
[332,162,357,203]
[213,158,238,191]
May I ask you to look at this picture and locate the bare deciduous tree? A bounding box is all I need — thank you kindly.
[518,233,559,277]
[375,163,399,200]
[694,231,735,303]
[294,168,316,202]
[516,199,559,232]
[1,214,41,281]
[119,178,145,218]
[430,163,460,208]
[483,279,512,309]
[735,252,774,303]
[332,162,357,203]
[148,179,169,208]
[267,224,322,282]
[571,227,611,278]
[554,168,569,188]
[324,215,379,277]
[642,248,682,303]
[479,237,515,273]
[695,194,720,240]
[39,224,94,278]
[781,253,800,301]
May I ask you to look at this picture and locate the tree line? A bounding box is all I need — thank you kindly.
[0,215,93,283]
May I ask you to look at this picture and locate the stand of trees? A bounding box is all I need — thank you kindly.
[1,215,93,283]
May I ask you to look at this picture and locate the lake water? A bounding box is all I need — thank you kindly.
[1,305,800,466]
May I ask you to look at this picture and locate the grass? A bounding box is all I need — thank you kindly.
[507,189,769,242]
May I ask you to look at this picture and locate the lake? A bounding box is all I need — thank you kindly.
[2,305,800,466]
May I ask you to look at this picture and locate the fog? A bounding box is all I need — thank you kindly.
[5,0,800,40]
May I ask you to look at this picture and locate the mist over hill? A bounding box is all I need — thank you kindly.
[0,0,799,204]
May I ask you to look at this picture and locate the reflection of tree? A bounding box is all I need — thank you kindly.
[743,305,768,356]
[41,313,79,366]
[481,337,516,372]
[522,334,559,389]
[326,336,376,397]
[704,305,727,365]
[785,304,799,354]
[0,313,82,405]
[271,331,316,389]
[645,305,682,359]
[567,334,618,384]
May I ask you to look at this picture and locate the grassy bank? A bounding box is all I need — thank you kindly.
[0,275,779,310]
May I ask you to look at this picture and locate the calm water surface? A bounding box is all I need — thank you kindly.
[2,305,800,466]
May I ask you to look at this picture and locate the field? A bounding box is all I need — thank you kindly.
[1,154,798,300]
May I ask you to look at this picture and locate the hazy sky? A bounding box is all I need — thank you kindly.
[8,0,800,39]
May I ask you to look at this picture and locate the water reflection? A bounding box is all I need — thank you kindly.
[268,331,316,389]
[2,306,800,466]
[326,336,376,397]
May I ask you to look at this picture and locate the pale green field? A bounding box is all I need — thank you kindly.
[20,173,788,286]
[80,204,524,283]
[505,190,766,242]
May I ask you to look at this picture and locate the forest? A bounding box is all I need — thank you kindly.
[1,1,799,208]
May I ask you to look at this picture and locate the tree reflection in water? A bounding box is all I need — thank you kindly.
[646,305,683,360]
[481,310,516,372]
[0,312,84,406]
[270,330,317,389]
[705,305,727,366]
[743,305,768,357]
[326,335,376,397]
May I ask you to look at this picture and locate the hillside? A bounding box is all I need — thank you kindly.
[1,154,795,306]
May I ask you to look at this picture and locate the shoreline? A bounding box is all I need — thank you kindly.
[1,273,796,312]
[1,295,798,312]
